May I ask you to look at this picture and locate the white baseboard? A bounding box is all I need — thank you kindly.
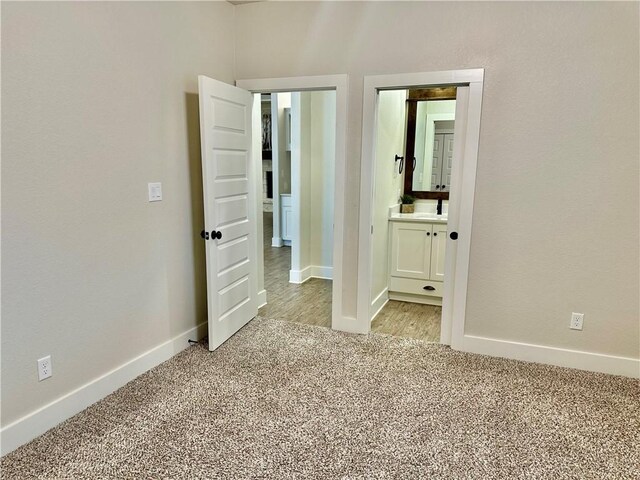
[370,288,388,322]
[456,334,640,379]
[289,266,311,284]
[289,265,333,284]
[1,321,208,457]
[333,315,369,334]
[310,266,332,280]
[271,237,283,248]
[257,289,267,308]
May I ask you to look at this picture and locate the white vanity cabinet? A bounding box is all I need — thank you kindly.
[389,218,447,305]
[280,194,292,245]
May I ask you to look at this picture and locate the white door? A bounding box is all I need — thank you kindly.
[198,76,258,351]
[441,133,454,192]
[431,133,444,191]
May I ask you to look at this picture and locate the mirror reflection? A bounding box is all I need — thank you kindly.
[412,101,455,192]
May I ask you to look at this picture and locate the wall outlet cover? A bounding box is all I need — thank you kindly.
[37,355,53,381]
[570,312,584,331]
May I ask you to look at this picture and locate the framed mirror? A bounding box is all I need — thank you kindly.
[403,87,457,199]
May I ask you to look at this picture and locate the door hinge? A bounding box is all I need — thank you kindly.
[371,225,373,234]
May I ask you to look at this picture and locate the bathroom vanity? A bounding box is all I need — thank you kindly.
[388,212,447,306]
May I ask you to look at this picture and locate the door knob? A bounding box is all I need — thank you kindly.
[450,231,458,240]
[200,230,210,240]
[211,230,222,240]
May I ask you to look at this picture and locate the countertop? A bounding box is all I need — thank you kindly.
[389,212,448,224]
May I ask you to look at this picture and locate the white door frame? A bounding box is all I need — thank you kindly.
[236,75,349,332]
[357,69,484,347]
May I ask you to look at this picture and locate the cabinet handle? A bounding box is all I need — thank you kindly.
[441,184,446,189]
[426,232,430,236]
[435,185,440,190]
[433,232,438,236]
[423,285,436,291]
[450,231,458,240]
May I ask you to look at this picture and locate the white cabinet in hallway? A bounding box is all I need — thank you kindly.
[389,218,447,305]
[280,194,292,245]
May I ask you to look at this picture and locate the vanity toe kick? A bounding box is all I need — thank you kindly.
[389,277,443,298]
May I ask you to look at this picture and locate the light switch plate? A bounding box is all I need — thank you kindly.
[148,182,162,202]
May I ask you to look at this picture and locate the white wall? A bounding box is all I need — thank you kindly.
[277,94,292,195]
[291,91,336,280]
[1,1,235,428]
[371,90,406,309]
[309,91,336,274]
[235,1,640,360]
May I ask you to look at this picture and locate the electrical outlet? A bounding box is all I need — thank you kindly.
[570,312,584,331]
[37,355,52,381]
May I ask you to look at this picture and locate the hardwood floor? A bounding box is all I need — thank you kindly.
[372,301,441,342]
[259,212,441,341]
[259,212,332,327]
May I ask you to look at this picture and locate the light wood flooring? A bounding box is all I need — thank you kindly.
[259,212,442,342]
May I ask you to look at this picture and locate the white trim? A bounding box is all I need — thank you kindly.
[257,289,267,308]
[289,265,333,284]
[237,75,349,333]
[370,288,389,322]
[271,237,283,248]
[289,266,311,284]
[0,322,208,457]
[358,69,484,346]
[332,315,368,335]
[459,335,640,379]
[310,265,332,280]
[270,94,282,250]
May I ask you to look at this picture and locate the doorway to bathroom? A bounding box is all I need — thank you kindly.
[357,69,484,348]
[367,88,456,342]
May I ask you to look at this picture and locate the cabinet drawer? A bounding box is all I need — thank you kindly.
[389,277,443,297]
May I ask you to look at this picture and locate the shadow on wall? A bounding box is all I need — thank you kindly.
[185,92,207,327]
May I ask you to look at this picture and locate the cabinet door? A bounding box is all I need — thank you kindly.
[390,222,431,279]
[430,223,447,281]
[281,205,292,241]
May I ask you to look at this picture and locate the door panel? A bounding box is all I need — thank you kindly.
[431,134,444,191]
[199,75,258,352]
[430,223,448,281]
[390,222,431,279]
[442,134,454,192]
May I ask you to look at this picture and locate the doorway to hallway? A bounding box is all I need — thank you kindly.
[259,211,331,327]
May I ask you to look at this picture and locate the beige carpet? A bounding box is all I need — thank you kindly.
[2,317,638,479]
